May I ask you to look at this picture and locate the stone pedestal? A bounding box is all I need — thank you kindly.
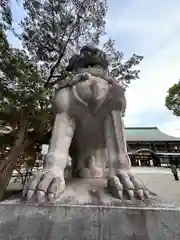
[1,179,180,240]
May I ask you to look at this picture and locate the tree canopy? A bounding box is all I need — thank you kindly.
[165,81,180,116]
[21,0,143,88]
[0,28,53,199]
[0,0,144,155]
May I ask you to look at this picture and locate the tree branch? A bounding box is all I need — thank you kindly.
[44,6,83,87]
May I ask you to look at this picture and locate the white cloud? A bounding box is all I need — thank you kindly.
[126,43,180,114]
[115,2,180,38]
[159,120,180,138]
[107,0,180,136]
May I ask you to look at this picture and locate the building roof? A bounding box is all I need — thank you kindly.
[125,127,180,142]
[0,125,180,142]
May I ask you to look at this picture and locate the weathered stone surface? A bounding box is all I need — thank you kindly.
[24,45,145,204]
[0,199,180,240]
[1,179,180,240]
[99,205,180,240]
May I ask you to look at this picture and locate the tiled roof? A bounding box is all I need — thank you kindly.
[125,127,180,142]
[1,126,180,142]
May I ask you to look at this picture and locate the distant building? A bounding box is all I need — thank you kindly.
[41,126,180,167]
[0,126,11,153]
[1,125,179,168]
[125,127,180,166]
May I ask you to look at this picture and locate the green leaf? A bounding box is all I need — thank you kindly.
[2,5,12,26]
[165,82,180,116]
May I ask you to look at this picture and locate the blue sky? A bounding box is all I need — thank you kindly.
[8,0,180,136]
[106,0,180,137]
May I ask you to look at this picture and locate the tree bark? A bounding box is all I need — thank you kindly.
[0,121,29,201]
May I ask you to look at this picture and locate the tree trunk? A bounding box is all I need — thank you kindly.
[0,121,29,201]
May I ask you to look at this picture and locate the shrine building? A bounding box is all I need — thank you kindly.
[125,127,180,167]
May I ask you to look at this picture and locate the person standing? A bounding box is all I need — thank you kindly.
[171,164,179,181]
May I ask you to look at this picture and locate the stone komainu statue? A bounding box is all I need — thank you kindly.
[23,45,149,203]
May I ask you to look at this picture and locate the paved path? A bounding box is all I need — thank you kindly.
[131,167,172,174]
[7,167,180,204]
[132,167,180,204]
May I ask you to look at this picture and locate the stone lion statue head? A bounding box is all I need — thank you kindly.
[66,45,109,72]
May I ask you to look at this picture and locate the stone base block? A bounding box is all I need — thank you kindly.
[1,179,180,239]
[0,200,180,240]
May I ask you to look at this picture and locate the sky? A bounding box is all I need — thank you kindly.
[8,0,180,137]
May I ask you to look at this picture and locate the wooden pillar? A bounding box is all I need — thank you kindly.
[166,142,170,152]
